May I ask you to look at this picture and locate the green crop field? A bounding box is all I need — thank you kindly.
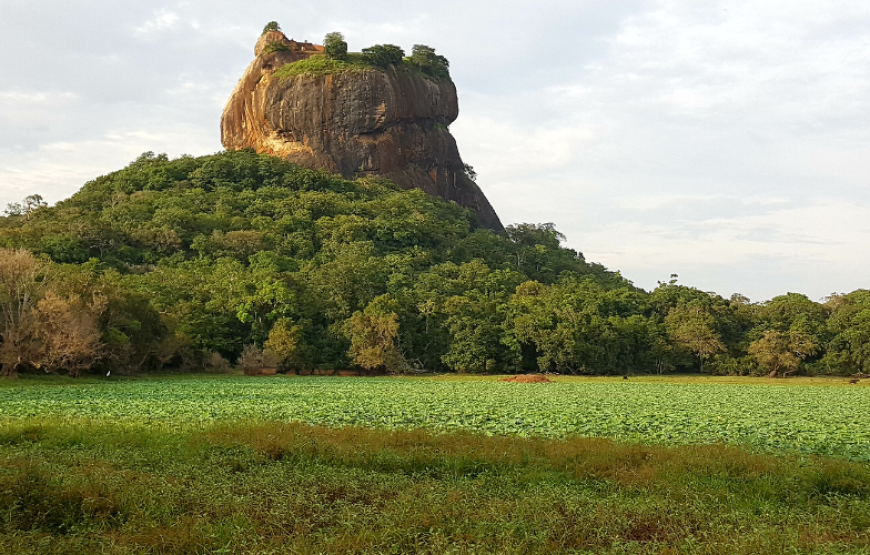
[3,375,869,460]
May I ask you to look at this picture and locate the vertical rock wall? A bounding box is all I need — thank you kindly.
[221,32,503,231]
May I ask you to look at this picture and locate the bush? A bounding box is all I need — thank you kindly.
[362,44,405,68]
[324,32,348,60]
[262,41,289,55]
[238,345,264,375]
[238,345,281,375]
[205,352,231,373]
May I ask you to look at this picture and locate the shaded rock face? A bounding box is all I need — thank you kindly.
[221,32,503,230]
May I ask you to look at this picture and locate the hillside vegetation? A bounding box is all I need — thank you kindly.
[1,150,869,378]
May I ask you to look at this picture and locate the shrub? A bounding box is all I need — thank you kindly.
[238,345,264,375]
[362,44,405,68]
[238,345,281,375]
[262,41,289,55]
[205,352,231,373]
[261,348,281,369]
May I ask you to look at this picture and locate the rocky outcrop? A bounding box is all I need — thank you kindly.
[221,31,503,230]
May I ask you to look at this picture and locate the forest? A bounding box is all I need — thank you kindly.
[1,150,868,378]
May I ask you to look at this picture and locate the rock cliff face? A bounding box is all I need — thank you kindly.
[221,31,503,230]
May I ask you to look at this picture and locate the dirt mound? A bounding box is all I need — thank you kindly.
[498,374,552,384]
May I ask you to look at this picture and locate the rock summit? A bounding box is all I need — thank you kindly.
[221,30,503,230]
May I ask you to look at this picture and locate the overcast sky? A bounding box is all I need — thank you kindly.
[2,0,869,302]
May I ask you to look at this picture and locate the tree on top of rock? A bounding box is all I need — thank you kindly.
[262,21,281,35]
[409,45,450,78]
[324,32,348,60]
[362,44,405,68]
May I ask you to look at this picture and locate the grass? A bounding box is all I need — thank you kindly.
[274,53,375,79]
[2,420,870,553]
[273,53,450,81]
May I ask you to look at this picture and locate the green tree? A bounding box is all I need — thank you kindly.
[748,330,818,377]
[4,194,47,220]
[264,317,307,370]
[665,305,726,371]
[408,45,450,78]
[324,32,348,61]
[362,44,405,68]
[819,290,870,374]
[345,300,405,374]
[262,21,281,35]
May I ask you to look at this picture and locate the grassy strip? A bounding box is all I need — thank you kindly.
[2,421,870,554]
[273,53,449,81]
[274,53,374,79]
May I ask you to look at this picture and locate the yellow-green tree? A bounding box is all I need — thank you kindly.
[345,308,405,374]
[665,305,726,371]
[748,330,818,377]
[264,318,306,370]
[0,249,48,377]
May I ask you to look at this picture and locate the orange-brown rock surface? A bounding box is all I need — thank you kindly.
[221,31,503,230]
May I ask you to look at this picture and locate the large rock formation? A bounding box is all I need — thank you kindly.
[221,31,503,230]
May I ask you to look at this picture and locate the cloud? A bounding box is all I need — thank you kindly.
[0,125,219,208]
[1,0,869,301]
[133,10,182,39]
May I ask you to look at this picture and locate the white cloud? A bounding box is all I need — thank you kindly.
[133,10,181,39]
[2,0,870,301]
[0,126,218,208]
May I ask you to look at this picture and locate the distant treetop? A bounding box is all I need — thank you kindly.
[323,32,349,60]
[408,45,450,79]
[262,21,281,35]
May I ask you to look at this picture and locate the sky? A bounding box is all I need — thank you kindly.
[1,0,869,302]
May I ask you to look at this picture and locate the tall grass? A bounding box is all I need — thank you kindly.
[2,421,870,554]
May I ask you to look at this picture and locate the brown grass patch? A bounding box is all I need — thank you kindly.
[498,374,552,383]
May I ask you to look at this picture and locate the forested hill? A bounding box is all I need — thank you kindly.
[1,150,869,378]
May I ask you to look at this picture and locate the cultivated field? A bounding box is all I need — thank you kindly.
[3,375,870,554]
[2,374,869,460]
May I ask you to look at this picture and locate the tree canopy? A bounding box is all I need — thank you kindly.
[0,150,865,378]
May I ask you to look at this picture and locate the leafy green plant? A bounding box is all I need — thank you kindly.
[362,44,405,68]
[408,44,450,79]
[262,41,289,54]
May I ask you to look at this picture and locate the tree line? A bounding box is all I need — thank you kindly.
[1,150,868,378]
